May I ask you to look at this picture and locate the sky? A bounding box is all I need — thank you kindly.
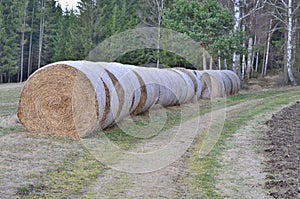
[57,0,79,10]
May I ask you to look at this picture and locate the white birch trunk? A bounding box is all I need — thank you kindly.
[246,37,253,80]
[224,59,228,70]
[202,46,207,70]
[263,18,273,77]
[291,18,297,68]
[155,0,163,68]
[286,0,297,86]
[241,25,246,80]
[255,50,259,72]
[232,0,241,74]
[242,53,246,80]
[209,56,213,70]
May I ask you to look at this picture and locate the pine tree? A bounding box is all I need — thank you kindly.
[0,0,22,82]
[163,0,234,70]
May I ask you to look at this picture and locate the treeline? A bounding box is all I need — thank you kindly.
[0,0,299,85]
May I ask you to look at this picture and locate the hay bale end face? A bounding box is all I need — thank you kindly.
[18,61,241,139]
[18,62,100,139]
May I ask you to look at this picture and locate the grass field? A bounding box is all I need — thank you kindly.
[0,82,299,198]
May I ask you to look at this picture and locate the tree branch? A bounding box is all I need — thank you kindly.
[241,0,266,20]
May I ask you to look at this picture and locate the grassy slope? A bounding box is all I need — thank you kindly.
[1,83,299,197]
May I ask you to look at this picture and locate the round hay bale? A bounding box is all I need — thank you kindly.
[151,68,184,107]
[187,69,204,99]
[18,61,106,139]
[218,71,232,96]
[169,68,195,103]
[130,67,160,114]
[222,70,241,95]
[101,62,141,124]
[199,70,225,99]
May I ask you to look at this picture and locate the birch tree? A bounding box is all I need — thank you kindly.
[286,0,297,85]
[232,0,266,77]
[138,0,166,68]
[246,37,253,80]
[232,0,242,74]
[268,0,298,85]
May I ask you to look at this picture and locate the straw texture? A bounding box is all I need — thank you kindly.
[18,61,241,138]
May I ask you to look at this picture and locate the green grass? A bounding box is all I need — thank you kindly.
[184,88,300,198]
[0,126,24,137]
[18,150,105,198]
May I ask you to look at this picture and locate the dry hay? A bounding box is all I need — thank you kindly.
[18,61,241,139]
[193,70,241,99]
[18,61,100,139]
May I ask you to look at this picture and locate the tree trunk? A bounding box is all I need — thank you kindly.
[20,0,27,82]
[209,56,213,70]
[242,53,246,80]
[241,25,246,80]
[246,37,253,80]
[262,18,273,77]
[218,50,221,70]
[38,0,45,69]
[286,0,297,86]
[224,58,228,70]
[28,0,35,78]
[255,50,259,72]
[292,18,297,68]
[202,45,207,70]
[155,0,164,68]
[232,0,241,75]
[251,35,256,70]
[283,30,289,85]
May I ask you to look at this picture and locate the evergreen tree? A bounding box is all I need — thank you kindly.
[0,0,22,82]
[43,0,63,64]
[163,0,234,70]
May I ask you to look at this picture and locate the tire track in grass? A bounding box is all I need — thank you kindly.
[185,89,300,198]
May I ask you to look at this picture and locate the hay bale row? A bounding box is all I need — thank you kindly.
[196,70,241,99]
[17,61,240,138]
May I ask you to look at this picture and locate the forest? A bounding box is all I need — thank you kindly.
[0,0,299,85]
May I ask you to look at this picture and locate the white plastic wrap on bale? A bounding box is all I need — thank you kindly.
[102,62,141,123]
[152,68,177,107]
[195,70,241,99]
[218,71,232,96]
[96,67,120,129]
[188,69,204,99]
[169,68,195,103]
[222,70,241,95]
[199,71,222,98]
[131,67,160,114]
